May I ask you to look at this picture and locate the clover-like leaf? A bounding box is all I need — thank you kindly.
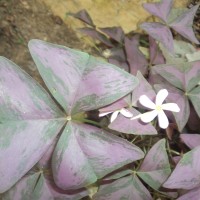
[137,139,171,190]
[0,57,65,193]
[99,27,125,43]
[159,40,196,65]
[142,1,199,52]
[29,39,138,115]
[2,173,88,200]
[163,145,200,190]
[181,134,200,149]
[154,61,200,92]
[109,107,157,135]
[52,121,144,190]
[93,175,152,200]
[140,22,174,53]
[169,5,200,44]
[143,0,173,23]
[125,36,148,75]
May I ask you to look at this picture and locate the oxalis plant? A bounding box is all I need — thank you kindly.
[1,0,200,200]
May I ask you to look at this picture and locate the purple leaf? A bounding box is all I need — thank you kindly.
[154,84,190,131]
[72,9,95,27]
[37,138,58,168]
[93,175,152,200]
[2,173,88,200]
[125,35,148,75]
[153,61,200,92]
[177,186,200,200]
[28,39,138,115]
[169,5,200,44]
[109,47,127,63]
[181,134,200,149]
[132,71,156,107]
[149,36,165,65]
[140,22,174,53]
[159,40,196,65]
[99,27,125,43]
[143,0,173,23]
[99,96,129,114]
[103,169,133,181]
[79,27,114,47]
[108,58,129,72]
[0,57,65,193]
[138,139,171,190]
[163,145,200,190]
[188,86,200,118]
[52,121,144,190]
[187,105,200,132]
[109,107,157,135]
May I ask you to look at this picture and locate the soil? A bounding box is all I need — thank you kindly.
[0,0,89,86]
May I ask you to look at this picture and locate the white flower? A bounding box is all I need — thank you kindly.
[131,89,180,129]
[99,108,133,123]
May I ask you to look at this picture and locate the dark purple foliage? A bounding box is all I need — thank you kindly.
[1,0,200,199]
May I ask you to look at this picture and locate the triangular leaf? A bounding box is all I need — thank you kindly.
[109,107,157,135]
[72,9,95,27]
[52,121,144,190]
[153,61,200,92]
[163,145,200,190]
[143,0,173,23]
[0,57,65,193]
[2,173,88,200]
[140,22,174,53]
[132,71,156,107]
[93,175,152,200]
[169,5,199,44]
[138,139,171,190]
[99,27,125,43]
[79,27,114,47]
[149,36,165,65]
[28,39,138,115]
[125,36,148,75]
[181,133,200,149]
[188,86,200,118]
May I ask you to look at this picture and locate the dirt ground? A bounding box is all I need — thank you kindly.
[0,0,91,86]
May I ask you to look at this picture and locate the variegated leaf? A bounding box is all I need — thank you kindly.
[28,39,138,115]
[93,175,152,200]
[52,121,144,190]
[143,0,173,23]
[0,57,65,193]
[137,139,171,190]
[163,146,200,190]
[109,108,157,135]
[2,173,88,200]
[140,22,174,53]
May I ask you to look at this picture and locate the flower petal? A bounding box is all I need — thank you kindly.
[139,95,156,109]
[110,111,120,123]
[158,110,169,129]
[156,89,168,105]
[120,108,133,118]
[161,103,180,112]
[99,111,113,117]
[140,110,158,123]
